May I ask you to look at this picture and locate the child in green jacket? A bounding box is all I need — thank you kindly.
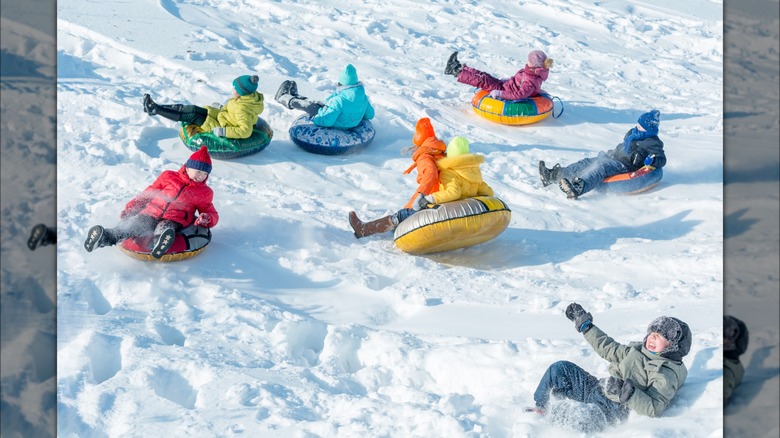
[530,303,691,429]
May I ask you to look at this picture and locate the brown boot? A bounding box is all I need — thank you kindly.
[349,212,396,238]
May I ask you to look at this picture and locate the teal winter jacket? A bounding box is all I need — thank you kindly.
[312,82,375,129]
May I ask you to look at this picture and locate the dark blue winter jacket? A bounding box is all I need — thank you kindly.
[608,129,666,171]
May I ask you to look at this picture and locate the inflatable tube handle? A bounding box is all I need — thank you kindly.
[551,96,564,119]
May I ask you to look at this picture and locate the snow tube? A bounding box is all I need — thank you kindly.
[602,166,663,194]
[179,118,273,159]
[288,115,375,155]
[393,196,511,255]
[471,90,560,125]
[118,223,211,262]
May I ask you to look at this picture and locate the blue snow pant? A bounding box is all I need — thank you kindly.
[533,360,630,424]
[558,153,629,196]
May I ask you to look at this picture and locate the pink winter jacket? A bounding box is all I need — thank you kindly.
[458,65,549,100]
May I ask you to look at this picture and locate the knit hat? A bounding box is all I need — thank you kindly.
[338,64,359,86]
[527,50,548,68]
[233,75,259,96]
[413,118,436,147]
[186,146,213,174]
[724,315,749,358]
[646,316,692,361]
[446,136,470,157]
[637,109,661,133]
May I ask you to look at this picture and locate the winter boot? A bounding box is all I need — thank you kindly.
[349,211,397,239]
[538,161,561,187]
[143,94,158,114]
[559,177,585,200]
[444,51,463,77]
[274,80,299,109]
[144,94,184,122]
[150,228,176,259]
[27,224,48,250]
[84,225,116,252]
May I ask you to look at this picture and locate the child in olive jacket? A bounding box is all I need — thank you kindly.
[531,303,691,426]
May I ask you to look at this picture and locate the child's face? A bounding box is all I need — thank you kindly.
[645,332,670,353]
[186,168,208,182]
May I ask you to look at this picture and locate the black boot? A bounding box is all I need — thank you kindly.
[27,224,49,250]
[144,94,184,122]
[275,80,299,109]
[143,94,158,114]
[445,51,463,77]
[539,161,561,187]
[150,228,176,259]
[349,212,397,238]
[84,225,117,252]
[559,177,585,200]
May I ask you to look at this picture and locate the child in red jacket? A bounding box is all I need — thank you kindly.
[84,146,219,259]
[445,49,553,100]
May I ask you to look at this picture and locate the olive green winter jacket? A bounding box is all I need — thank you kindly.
[724,357,744,402]
[584,325,688,417]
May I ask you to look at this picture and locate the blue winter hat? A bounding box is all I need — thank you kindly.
[637,109,660,133]
[338,64,359,86]
[233,75,259,96]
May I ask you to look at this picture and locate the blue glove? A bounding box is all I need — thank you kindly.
[644,154,656,166]
[412,193,434,211]
[489,89,503,99]
[212,127,226,137]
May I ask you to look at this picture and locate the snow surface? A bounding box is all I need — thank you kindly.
[0,0,771,436]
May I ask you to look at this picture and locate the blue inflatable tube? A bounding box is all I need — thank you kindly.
[288,115,375,155]
[602,166,663,194]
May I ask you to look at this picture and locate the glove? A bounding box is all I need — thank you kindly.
[643,154,656,166]
[565,302,593,333]
[412,193,434,211]
[194,213,211,227]
[212,127,226,137]
[604,377,635,403]
[210,102,223,109]
[489,89,503,99]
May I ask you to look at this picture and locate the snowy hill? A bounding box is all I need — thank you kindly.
[52,0,728,436]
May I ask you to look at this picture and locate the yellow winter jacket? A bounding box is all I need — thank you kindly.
[200,92,264,139]
[430,154,494,204]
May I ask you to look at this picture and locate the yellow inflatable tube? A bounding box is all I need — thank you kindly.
[393,196,511,255]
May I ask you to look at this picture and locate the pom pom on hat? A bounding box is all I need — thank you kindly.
[637,109,660,133]
[186,146,213,174]
[527,50,548,68]
[446,136,470,157]
[233,75,259,96]
[338,64,359,86]
[413,117,437,147]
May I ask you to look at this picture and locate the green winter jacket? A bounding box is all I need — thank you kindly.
[200,92,264,139]
[724,357,744,402]
[584,325,688,417]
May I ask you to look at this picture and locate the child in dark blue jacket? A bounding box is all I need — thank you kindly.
[539,110,666,199]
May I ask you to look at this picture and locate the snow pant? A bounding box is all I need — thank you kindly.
[154,104,209,126]
[456,65,505,92]
[290,97,325,118]
[108,214,181,245]
[557,153,629,196]
[533,360,630,424]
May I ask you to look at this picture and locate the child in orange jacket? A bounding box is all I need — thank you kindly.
[349,118,446,238]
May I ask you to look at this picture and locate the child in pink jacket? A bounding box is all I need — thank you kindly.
[445,50,553,100]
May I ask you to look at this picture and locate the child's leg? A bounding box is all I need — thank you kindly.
[559,156,628,196]
[110,214,159,242]
[289,98,325,118]
[456,66,504,91]
[533,360,628,423]
[150,220,181,258]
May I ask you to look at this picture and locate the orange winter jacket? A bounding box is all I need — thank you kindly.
[402,136,446,209]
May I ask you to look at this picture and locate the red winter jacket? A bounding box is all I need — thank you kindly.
[122,166,219,227]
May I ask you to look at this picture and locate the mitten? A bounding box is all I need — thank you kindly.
[604,376,624,396]
[194,213,211,227]
[412,193,434,211]
[565,302,593,333]
[210,102,224,109]
[644,154,656,167]
[212,127,226,137]
[489,89,503,99]
[619,379,635,403]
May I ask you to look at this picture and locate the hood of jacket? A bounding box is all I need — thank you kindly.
[436,153,485,182]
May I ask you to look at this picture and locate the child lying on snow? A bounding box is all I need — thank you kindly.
[528,302,691,428]
[143,74,264,140]
[84,146,219,259]
[538,109,667,199]
[445,49,553,100]
[723,315,749,404]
